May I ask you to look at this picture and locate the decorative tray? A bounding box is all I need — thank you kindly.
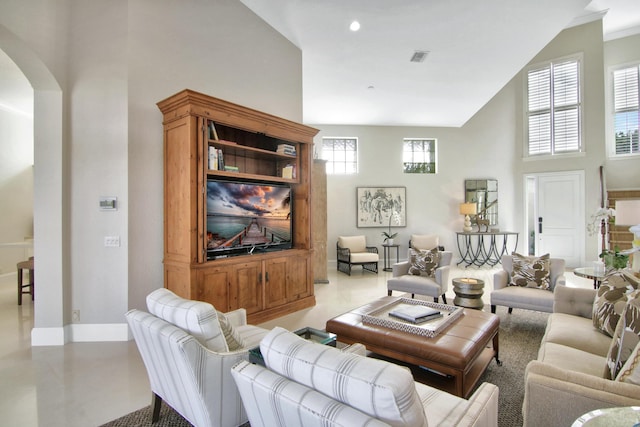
[362,298,463,338]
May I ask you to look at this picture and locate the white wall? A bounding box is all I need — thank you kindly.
[0,49,33,275]
[0,0,304,341]
[316,20,634,266]
[603,33,640,190]
[314,79,519,262]
[126,0,304,312]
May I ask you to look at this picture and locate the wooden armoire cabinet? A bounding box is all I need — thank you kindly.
[157,89,319,324]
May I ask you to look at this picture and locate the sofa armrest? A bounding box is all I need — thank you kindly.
[456,382,499,427]
[493,270,509,290]
[523,361,640,427]
[224,308,247,327]
[552,285,596,318]
[392,261,410,277]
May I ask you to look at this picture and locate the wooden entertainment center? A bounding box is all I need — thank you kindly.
[157,89,319,324]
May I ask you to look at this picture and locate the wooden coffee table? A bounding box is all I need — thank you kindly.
[325,296,501,398]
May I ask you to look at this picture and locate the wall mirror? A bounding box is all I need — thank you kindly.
[465,179,498,226]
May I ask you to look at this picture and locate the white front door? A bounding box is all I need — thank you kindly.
[530,171,585,268]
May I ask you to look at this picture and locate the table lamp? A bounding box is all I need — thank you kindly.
[459,202,477,233]
[614,199,640,272]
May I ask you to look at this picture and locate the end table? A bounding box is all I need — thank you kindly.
[453,278,485,310]
[382,244,400,272]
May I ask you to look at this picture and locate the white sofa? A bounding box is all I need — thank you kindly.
[232,326,499,427]
[126,288,269,427]
[522,284,640,426]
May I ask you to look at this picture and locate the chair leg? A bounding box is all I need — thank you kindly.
[17,268,23,305]
[411,294,415,299]
[508,307,513,314]
[387,290,392,296]
[441,294,447,305]
[151,392,162,422]
[491,305,496,313]
[433,297,438,303]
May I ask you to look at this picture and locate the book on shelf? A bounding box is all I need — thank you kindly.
[282,165,294,179]
[276,144,296,156]
[208,121,219,141]
[208,146,218,170]
[389,305,442,324]
[217,149,224,170]
[223,165,239,172]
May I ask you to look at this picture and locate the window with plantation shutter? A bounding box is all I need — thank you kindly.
[321,137,358,174]
[525,56,582,156]
[613,65,639,156]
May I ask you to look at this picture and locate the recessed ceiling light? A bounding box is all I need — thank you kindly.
[367,85,375,90]
[350,21,361,32]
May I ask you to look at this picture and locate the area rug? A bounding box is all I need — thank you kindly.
[102,309,547,427]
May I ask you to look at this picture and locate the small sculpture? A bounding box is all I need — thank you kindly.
[475,200,497,233]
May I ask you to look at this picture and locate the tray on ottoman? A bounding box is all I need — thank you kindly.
[362,298,463,338]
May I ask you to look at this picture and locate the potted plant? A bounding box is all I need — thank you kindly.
[382,211,400,245]
[599,246,629,270]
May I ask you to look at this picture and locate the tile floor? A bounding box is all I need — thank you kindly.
[0,263,593,426]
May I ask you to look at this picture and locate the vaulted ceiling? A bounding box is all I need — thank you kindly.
[240,0,640,127]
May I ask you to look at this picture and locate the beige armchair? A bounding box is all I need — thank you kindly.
[490,254,566,314]
[387,235,451,303]
[126,288,269,427]
[231,327,499,427]
[336,235,379,275]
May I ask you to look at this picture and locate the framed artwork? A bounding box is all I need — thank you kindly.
[357,187,407,228]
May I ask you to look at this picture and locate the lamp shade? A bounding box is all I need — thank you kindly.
[615,200,640,225]
[459,202,477,215]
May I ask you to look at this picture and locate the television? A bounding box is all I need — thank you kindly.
[206,179,293,259]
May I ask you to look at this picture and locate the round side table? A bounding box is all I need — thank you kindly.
[453,278,485,310]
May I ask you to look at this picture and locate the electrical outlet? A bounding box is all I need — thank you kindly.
[72,310,80,322]
[104,236,120,247]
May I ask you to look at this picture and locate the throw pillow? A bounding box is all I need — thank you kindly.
[593,271,639,337]
[216,310,245,351]
[616,341,640,385]
[408,247,441,278]
[509,252,551,290]
[605,294,640,379]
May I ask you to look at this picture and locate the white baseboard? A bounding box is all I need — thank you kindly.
[31,323,130,346]
[68,323,130,342]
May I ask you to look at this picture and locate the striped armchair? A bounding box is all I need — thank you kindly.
[231,327,499,427]
[126,288,269,427]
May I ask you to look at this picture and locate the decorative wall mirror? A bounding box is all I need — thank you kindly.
[465,179,498,227]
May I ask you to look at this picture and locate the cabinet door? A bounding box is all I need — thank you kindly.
[229,260,263,314]
[287,255,311,300]
[196,266,231,312]
[264,257,288,308]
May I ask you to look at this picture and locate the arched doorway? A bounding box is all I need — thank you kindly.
[0,24,66,345]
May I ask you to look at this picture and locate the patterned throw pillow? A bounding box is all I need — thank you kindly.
[616,341,640,385]
[217,310,245,351]
[408,248,441,278]
[509,252,551,290]
[593,271,639,337]
[605,294,640,380]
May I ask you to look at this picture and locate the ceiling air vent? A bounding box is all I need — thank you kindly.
[410,50,429,63]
